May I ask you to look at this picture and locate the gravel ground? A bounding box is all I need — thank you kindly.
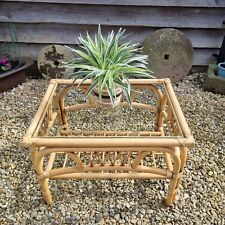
[0,74,224,225]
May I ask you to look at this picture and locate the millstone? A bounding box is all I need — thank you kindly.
[142,28,193,82]
[38,44,74,79]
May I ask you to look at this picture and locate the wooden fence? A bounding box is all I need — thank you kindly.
[0,0,225,65]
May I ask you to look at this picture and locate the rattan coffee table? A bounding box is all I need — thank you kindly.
[23,78,194,206]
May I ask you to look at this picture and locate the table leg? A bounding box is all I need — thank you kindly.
[33,149,53,205]
[166,147,184,206]
[37,177,52,205]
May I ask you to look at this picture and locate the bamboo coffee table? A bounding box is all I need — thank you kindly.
[23,78,194,206]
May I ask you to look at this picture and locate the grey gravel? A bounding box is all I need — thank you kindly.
[0,74,225,225]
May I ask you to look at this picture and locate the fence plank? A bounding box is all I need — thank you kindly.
[2,0,225,7]
[0,2,225,28]
[0,23,223,49]
[0,42,218,65]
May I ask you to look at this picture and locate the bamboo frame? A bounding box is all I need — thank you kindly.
[22,78,194,206]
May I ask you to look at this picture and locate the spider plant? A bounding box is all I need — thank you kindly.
[63,26,154,106]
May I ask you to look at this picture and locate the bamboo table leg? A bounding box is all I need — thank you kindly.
[166,146,187,205]
[33,148,53,205]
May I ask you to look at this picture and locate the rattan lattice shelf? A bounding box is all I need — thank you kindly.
[23,78,194,206]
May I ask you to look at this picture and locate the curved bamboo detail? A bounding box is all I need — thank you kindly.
[40,164,172,179]
[58,80,163,129]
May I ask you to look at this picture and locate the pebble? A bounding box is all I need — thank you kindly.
[183,193,189,200]
[208,171,213,176]
[1,162,8,169]
[222,208,225,215]
[95,213,103,223]
[114,214,120,221]
[0,74,224,224]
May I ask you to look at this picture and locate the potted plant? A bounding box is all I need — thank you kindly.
[0,23,33,93]
[0,54,33,93]
[63,26,154,107]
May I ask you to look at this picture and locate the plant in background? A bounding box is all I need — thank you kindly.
[0,55,12,72]
[63,26,154,107]
[0,23,21,74]
[0,23,32,93]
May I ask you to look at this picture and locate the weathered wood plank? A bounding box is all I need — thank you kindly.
[0,23,223,49]
[193,49,219,65]
[2,0,225,7]
[0,42,218,65]
[0,2,225,28]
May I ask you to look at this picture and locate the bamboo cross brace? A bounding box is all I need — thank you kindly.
[60,129,162,137]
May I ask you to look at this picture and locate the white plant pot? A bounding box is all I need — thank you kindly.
[92,86,122,107]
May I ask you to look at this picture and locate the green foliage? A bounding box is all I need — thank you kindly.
[63,26,154,106]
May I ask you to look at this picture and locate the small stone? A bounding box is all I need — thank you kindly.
[10,163,16,169]
[222,208,225,215]
[184,193,189,200]
[208,171,213,176]
[156,216,161,221]
[1,162,8,169]
[114,214,120,221]
[95,213,103,224]
[53,213,60,220]
[131,218,137,224]
[51,222,59,225]
[140,208,146,215]
[208,142,215,148]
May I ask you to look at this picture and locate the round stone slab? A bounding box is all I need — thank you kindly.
[142,28,193,82]
[38,44,74,79]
